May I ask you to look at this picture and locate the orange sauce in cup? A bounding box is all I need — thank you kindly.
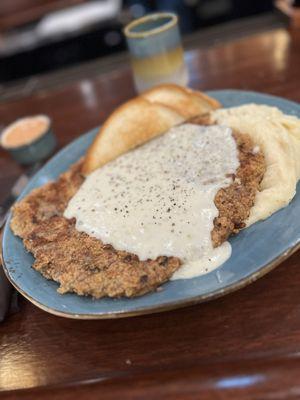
[1,116,49,149]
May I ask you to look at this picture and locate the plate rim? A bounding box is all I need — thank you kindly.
[2,241,300,319]
[2,89,300,319]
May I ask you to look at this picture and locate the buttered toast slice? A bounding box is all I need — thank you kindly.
[82,84,221,175]
[82,97,184,175]
[142,84,221,118]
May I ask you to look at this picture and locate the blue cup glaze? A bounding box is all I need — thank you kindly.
[124,13,188,92]
[1,116,56,165]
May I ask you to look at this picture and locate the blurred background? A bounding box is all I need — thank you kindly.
[0,0,294,84]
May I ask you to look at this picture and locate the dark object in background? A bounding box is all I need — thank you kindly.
[0,227,19,322]
[0,22,126,82]
[128,0,274,33]
[0,0,274,83]
[0,263,12,322]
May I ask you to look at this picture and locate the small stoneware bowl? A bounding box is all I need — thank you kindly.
[1,115,56,165]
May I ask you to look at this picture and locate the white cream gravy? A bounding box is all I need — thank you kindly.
[64,124,239,279]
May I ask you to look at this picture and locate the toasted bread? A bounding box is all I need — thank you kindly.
[142,84,221,118]
[82,84,221,175]
[82,97,184,175]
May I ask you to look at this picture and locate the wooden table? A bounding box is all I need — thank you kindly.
[1,27,300,399]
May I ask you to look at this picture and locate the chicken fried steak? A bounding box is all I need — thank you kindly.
[11,129,265,298]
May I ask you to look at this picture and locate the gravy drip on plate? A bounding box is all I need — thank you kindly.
[64,124,239,279]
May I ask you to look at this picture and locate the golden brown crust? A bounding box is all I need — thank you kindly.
[141,84,221,118]
[10,126,265,299]
[190,114,266,246]
[11,162,181,298]
[212,132,265,246]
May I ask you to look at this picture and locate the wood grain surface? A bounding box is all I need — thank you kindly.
[1,27,300,399]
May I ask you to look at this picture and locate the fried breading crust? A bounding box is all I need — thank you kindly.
[212,132,265,246]
[11,162,181,298]
[10,130,265,298]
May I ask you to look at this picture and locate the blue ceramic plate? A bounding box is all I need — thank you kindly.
[2,90,300,319]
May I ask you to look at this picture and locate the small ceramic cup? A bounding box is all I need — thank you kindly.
[0,115,56,165]
[124,12,188,93]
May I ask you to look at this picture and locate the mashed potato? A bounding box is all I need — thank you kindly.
[212,104,300,225]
